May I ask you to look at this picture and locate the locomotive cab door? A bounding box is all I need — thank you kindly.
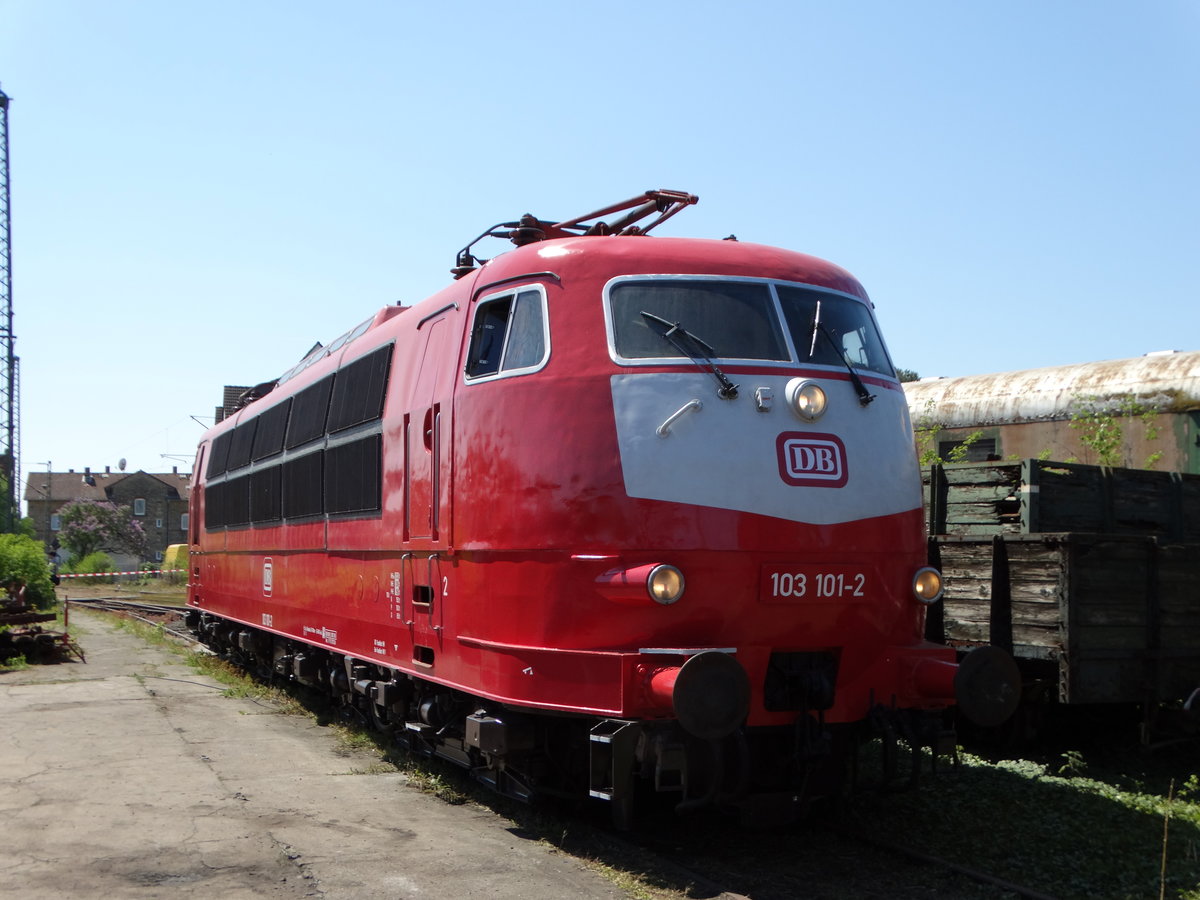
[404,309,456,548]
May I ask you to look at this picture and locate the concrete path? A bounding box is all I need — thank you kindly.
[0,611,623,899]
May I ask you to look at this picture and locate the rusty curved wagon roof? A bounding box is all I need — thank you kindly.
[903,350,1200,427]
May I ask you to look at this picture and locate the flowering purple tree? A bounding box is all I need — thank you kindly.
[57,501,149,563]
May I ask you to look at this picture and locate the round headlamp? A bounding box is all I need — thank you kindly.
[912,567,944,604]
[647,565,685,605]
[785,378,827,422]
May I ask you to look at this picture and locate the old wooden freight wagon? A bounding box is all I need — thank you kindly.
[924,459,1200,708]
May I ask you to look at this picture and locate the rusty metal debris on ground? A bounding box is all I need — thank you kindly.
[0,596,85,664]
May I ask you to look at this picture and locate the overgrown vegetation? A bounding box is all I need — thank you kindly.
[913,399,986,465]
[62,551,116,584]
[0,532,57,609]
[1069,393,1165,469]
[0,642,30,672]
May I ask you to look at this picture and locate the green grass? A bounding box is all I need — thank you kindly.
[840,747,1200,899]
[0,650,30,672]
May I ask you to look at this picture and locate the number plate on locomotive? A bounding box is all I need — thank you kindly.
[760,565,869,603]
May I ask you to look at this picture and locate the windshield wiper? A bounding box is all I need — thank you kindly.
[640,311,739,399]
[808,302,875,407]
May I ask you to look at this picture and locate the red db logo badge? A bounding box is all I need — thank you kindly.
[776,432,848,487]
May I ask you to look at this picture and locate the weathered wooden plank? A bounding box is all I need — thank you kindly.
[1010,600,1063,626]
[945,505,1020,525]
[1034,463,1108,533]
[942,464,1022,487]
[1010,583,1060,603]
[943,620,989,642]
[942,596,1061,647]
[1109,469,1176,535]
[944,484,1021,502]
[1160,627,1200,649]
[1012,624,1061,649]
[1073,606,1149,628]
[1071,625,1149,651]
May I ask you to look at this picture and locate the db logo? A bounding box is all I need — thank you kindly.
[776,432,848,488]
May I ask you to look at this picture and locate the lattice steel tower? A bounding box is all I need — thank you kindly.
[0,85,17,531]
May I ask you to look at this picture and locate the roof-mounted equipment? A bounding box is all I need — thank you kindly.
[452,189,698,279]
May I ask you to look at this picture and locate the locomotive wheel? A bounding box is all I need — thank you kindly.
[370,701,399,734]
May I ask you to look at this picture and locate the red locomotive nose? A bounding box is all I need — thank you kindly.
[645,651,752,741]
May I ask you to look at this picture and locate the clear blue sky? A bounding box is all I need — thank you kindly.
[2,1,1197,494]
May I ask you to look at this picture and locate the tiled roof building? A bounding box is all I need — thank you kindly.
[24,467,192,565]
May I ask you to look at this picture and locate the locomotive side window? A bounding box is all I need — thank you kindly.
[503,291,547,371]
[282,451,324,519]
[610,280,788,361]
[226,419,257,471]
[285,375,334,449]
[204,479,225,529]
[251,399,291,461]
[224,475,252,527]
[327,344,394,432]
[325,434,383,515]
[776,286,894,377]
[465,288,548,380]
[249,465,283,523]
[207,430,233,478]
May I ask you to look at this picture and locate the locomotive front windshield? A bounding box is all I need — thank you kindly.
[610,279,894,376]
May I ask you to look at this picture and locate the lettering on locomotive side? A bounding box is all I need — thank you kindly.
[303,625,339,646]
[386,571,403,620]
[775,432,848,488]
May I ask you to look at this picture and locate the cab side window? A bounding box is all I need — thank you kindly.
[465,288,548,380]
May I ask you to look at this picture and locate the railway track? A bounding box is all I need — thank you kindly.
[68,597,198,645]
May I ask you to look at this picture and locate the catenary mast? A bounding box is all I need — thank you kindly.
[0,85,17,531]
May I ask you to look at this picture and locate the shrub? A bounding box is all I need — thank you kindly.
[65,551,116,585]
[0,533,57,609]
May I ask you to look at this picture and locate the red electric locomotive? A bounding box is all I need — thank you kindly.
[187,191,1016,824]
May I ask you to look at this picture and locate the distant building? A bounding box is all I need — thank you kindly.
[24,466,192,568]
[216,385,252,423]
